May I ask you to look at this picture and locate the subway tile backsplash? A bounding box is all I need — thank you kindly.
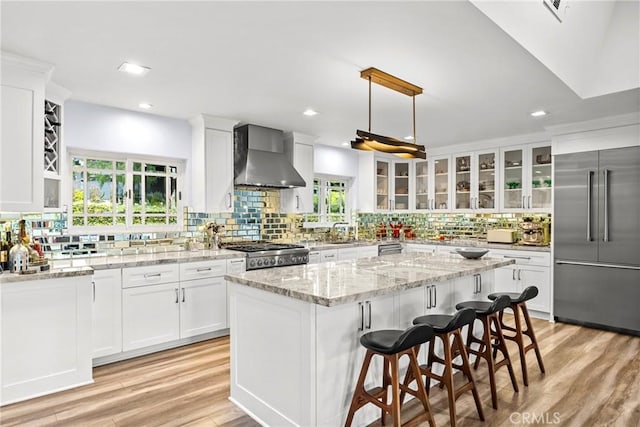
[1,189,550,259]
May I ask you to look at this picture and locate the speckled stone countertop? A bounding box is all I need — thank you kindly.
[0,266,94,284]
[225,253,515,307]
[0,249,244,284]
[307,239,550,252]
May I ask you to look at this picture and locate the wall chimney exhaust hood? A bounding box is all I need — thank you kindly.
[233,124,306,189]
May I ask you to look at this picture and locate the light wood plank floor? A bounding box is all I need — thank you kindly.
[1,318,638,426]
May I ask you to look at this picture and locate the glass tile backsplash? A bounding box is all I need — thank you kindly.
[1,188,550,259]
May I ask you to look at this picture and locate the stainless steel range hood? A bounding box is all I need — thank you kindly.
[233,124,306,189]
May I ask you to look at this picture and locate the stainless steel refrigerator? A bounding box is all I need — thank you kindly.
[554,146,640,335]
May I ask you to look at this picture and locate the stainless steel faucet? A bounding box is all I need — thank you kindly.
[330,222,350,240]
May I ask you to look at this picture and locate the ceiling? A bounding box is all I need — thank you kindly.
[2,1,639,149]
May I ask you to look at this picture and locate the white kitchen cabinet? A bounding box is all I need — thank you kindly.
[431,155,452,211]
[190,115,238,213]
[320,249,338,263]
[0,53,51,212]
[338,247,358,261]
[374,157,411,211]
[357,245,379,259]
[1,275,93,405]
[316,294,396,426]
[404,243,438,254]
[308,250,321,264]
[492,250,551,315]
[500,142,552,212]
[122,264,180,288]
[92,269,123,359]
[452,149,499,212]
[452,271,494,304]
[43,82,71,211]
[414,159,430,211]
[122,282,181,351]
[179,259,228,338]
[226,257,246,274]
[281,133,315,213]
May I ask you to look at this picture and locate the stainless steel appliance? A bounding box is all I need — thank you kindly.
[233,124,306,189]
[378,243,402,256]
[554,146,640,335]
[520,220,544,245]
[225,242,309,270]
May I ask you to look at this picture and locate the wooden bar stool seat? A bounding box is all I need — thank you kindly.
[345,324,436,427]
[455,295,519,409]
[401,308,485,427]
[488,286,545,386]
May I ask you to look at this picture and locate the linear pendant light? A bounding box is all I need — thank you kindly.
[351,67,426,159]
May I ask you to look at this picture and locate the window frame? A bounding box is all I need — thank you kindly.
[68,150,184,233]
[305,174,352,226]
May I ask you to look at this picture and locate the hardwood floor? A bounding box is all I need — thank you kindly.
[1,318,639,426]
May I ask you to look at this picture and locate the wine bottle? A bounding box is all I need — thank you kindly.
[0,228,8,271]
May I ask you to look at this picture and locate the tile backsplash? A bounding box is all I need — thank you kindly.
[1,189,550,258]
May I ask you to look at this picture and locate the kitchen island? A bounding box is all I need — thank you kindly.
[224,253,514,426]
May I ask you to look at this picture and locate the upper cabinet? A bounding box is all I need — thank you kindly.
[43,83,71,211]
[414,160,429,211]
[190,115,239,213]
[374,157,411,211]
[452,149,498,212]
[500,142,552,212]
[281,133,315,214]
[0,53,52,212]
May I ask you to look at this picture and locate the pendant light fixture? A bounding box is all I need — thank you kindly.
[351,67,426,159]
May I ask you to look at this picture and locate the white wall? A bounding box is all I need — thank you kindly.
[64,100,193,202]
[471,0,639,99]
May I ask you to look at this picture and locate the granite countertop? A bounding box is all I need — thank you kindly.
[307,239,550,252]
[225,253,515,307]
[0,249,245,284]
[0,266,94,284]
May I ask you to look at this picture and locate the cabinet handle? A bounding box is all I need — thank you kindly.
[296,195,300,209]
[512,269,517,281]
[128,189,132,199]
[144,273,161,279]
[227,192,233,209]
[504,255,531,260]
[433,286,437,307]
[92,280,96,303]
[366,301,372,329]
[517,269,522,281]
[196,267,212,272]
[175,288,179,303]
[527,195,532,210]
[229,259,244,264]
[182,288,186,303]
[358,302,364,332]
[603,169,609,242]
[473,275,478,294]
[587,170,594,241]
[522,195,526,209]
[427,286,432,309]
[478,274,482,292]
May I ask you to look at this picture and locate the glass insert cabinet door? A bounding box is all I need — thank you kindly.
[503,148,524,209]
[414,160,429,210]
[454,154,472,209]
[375,160,389,210]
[393,161,410,210]
[433,158,449,210]
[530,145,552,210]
[477,152,496,209]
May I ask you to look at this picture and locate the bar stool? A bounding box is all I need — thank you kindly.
[345,324,436,427]
[455,295,519,409]
[488,286,545,386]
[401,308,484,427]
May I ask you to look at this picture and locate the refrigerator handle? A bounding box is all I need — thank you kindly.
[603,169,609,242]
[587,170,593,241]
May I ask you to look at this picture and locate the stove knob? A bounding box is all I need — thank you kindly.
[270,258,276,265]
[257,259,263,266]
[278,258,285,265]
[302,255,308,263]
[291,256,298,263]
[249,260,256,268]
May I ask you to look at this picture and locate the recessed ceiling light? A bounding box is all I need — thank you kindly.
[404,135,414,141]
[530,110,547,117]
[139,103,152,109]
[303,109,318,116]
[118,62,150,76]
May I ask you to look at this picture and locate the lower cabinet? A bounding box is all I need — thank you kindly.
[122,282,181,351]
[92,269,123,358]
[180,277,227,338]
[452,271,494,304]
[1,275,93,405]
[316,293,396,427]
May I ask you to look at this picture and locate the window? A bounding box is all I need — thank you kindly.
[308,176,350,224]
[71,153,182,229]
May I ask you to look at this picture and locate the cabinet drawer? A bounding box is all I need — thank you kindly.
[122,264,180,288]
[180,259,226,281]
[490,250,550,266]
[226,257,246,274]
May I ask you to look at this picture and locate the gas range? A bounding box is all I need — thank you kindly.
[225,243,309,270]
